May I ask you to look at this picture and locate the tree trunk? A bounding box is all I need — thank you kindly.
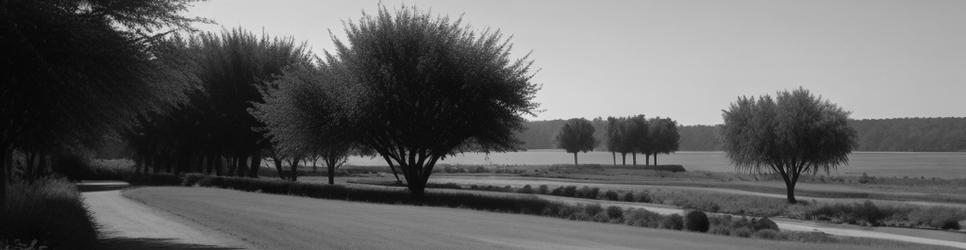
[249,154,260,178]
[289,157,301,181]
[785,178,798,204]
[381,154,402,183]
[214,156,223,176]
[313,158,318,173]
[621,153,626,165]
[236,156,248,177]
[573,152,578,165]
[327,159,335,185]
[611,151,616,166]
[632,153,637,166]
[645,153,650,166]
[653,154,658,165]
[0,147,9,208]
[272,157,285,180]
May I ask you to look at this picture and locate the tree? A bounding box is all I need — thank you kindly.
[252,63,355,184]
[605,117,622,165]
[127,29,311,178]
[332,6,540,196]
[647,117,680,165]
[0,0,204,205]
[557,118,598,165]
[721,88,857,203]
[627,115,649,166]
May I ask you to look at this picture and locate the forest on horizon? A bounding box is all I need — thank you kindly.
[518,117,966,152]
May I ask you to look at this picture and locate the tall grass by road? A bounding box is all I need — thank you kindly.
[1,178,98,249]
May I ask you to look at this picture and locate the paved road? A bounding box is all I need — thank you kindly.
[82,188,253,249]
[123,186,953,250]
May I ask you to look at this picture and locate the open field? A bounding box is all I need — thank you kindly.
[123,187,959,250]
[344,150,966,178]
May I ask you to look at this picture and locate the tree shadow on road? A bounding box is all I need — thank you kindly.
[99,237,244,250]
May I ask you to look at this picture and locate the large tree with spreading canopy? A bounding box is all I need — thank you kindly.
[331,6,540,196]
[721,88,857,203]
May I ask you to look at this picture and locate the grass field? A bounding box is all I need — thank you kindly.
[124,187,961,250]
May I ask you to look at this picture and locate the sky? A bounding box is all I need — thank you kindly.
[187,0,966,125]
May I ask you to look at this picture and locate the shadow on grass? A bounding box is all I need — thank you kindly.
[99,238,242,250]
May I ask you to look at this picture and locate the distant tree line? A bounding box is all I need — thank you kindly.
[519,117,966,152]
[604,116,679,166]
[551,116,679,166]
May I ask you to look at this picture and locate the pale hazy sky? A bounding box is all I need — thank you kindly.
[188,0,966,125]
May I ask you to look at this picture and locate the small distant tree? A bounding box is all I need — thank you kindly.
[627,115,649,166]
[557,118,598,165]
[647,117,679,165]
[332,6,540,196]
[605,117,622,165]
[721,88,857,203]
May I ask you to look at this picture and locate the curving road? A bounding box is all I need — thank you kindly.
[120,186,955,250]
[81,185,254,249]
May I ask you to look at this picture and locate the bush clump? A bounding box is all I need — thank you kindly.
[603,190,620,201]
[684,210,710,232]
[606,206,624,219]
[661,214,684,230]
[1,178,98,249]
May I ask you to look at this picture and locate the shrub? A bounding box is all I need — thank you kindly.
[50,153,94,180]
[576,186,599,199]
[606,206,624,219]
[537,185,549,194]
[624,209,663,228]
[752,217,780,231]
[1,178,98,249]
[518,185,534,194]
[661,214,684,230]
[684,210,710,232]
[637,191,652,203]
[550,186,564,196]
[584,203,604,217]
[603,190,620,201]
[905,206,966,230]
[562,186,578,197]
[622,192,635,202]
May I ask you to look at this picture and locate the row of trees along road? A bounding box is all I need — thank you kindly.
[721,88,857,203]
[128,5,539,194]
[126,29,312,180]
[556,116,680,165]
[0,0,204,206]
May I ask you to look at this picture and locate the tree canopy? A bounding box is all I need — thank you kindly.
[721,88,857,203]
[331,6,540,195]
[556,118,598,165]
[0,0,204,205]
[251,62,354,184]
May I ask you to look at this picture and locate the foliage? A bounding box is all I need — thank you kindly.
[330,5,539,195]
[684,210,710,232]
[804,201,966,229]
[0,0,205,203]
[127,29,311,177]
[721,88,857,203]
[1,178,98,249]
[251,61,353,184]
[556,118,598,164]
[661,214,684,230]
